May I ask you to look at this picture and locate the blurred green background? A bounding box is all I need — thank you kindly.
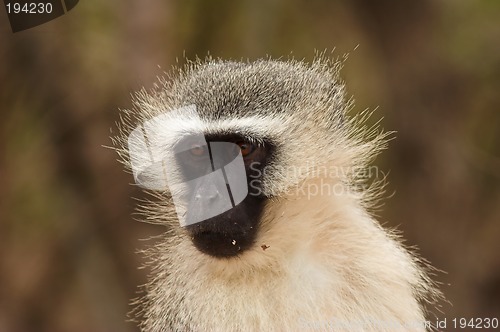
[1,1,499,331]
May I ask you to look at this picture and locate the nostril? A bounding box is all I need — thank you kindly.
[207,191,220,200]
[194,191,219,200]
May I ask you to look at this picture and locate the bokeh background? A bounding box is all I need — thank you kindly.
[1,1,499,331]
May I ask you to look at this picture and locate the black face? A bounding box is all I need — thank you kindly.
[179,133,272,258]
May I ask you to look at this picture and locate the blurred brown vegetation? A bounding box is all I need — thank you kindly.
[1,1,499,331]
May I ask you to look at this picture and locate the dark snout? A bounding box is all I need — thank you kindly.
[185,195,265,258]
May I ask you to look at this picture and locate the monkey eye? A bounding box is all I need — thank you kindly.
[236,141,255,157]
[189,143,207,156]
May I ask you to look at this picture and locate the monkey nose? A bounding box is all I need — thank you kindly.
[194,190,221,201]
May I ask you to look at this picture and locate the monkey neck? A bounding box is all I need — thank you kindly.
[141,182,432,331]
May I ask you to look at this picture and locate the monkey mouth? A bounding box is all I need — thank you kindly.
[186,209,258,258]
[189,229,254,258]
[185,194,264,258]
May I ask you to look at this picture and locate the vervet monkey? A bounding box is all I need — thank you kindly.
[113,58,441,331]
